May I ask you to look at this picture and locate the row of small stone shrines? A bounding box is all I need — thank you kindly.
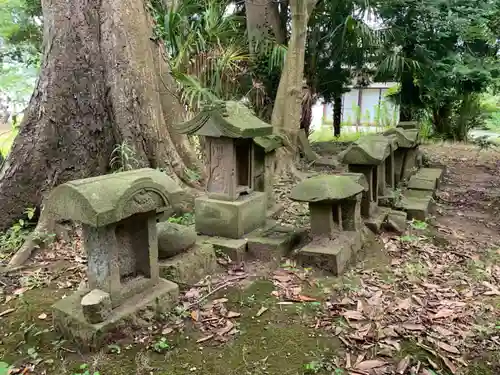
[46,102,286,349]
[287,121,444,278]
[43,102,443,350]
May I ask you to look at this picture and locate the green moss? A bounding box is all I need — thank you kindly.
[0,280,341,375]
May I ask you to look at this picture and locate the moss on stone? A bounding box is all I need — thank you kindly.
[290,175,366,203]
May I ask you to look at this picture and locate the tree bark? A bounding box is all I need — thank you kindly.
[0,0,201,231]
[333,95,342,137]
[271,0,317,161]
[245,0,285,52]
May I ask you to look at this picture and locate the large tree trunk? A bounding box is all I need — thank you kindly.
[271,0,318,166]
[333,95,342,137]
[0,0,201,232]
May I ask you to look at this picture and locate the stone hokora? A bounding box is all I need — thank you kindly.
[46,168,181,348]
[339,137,391,213]
[173,101,273,238]
[290,175,367,275]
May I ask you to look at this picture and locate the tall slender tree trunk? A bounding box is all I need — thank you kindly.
[0,0,201,232]
[271,0,318,163]
[333,95,342,137]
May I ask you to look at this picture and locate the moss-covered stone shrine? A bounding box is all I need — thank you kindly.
[289,175,370,275]
[46,169,183,347]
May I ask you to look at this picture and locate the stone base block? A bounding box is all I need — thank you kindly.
[201,236,248,263]
[407,167,444,192]
[398,189,433,221]
[52,278,179,350]
[364,207,391,233]
[159,242,220,284]
[246,222,307,262]
[296,232,363,275]
[195,192,267,239]
[384,210,408,234]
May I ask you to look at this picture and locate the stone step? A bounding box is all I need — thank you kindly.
[407,168,444,191]
[296,231,363,275]
[364,206,391,233]
[398,189,434,221]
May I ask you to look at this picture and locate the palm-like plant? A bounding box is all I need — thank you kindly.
[151,0,250,110]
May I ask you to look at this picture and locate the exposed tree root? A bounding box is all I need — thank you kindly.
[7,208,55,268]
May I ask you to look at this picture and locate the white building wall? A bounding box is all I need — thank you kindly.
[310,82,400,134]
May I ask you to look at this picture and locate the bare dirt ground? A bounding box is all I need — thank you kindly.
[1,143,500,375]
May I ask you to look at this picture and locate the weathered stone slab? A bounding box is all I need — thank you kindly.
[399,190,433,221]
[364,207,391,234]
[159,242,219,284]
[157,222,197,259]
[202,237,248,263]
[81,289,112,324]
[195,192,267,238]
[401,146,420,182]
[296,232,363,275]
[384,210,408,234]
[417,167,444,187]
[52,279,179,350]
[246,223,306,262]
[397,121,420,130]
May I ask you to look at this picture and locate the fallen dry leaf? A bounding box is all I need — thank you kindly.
[402,323,425,331]
[342,310,365,320]
[38,313,47,320]
[440,355,458,374]
[396,356,410,374]
[196,334,214,343]
[191,310,199,321]
[256,306,268,317]
[212,298,229,304]
[226,311,241,318]
[161,327,173,335]
[437,341,460,355]
[354,359,386,370]
[432,309,454,320]
[217,320,234,336]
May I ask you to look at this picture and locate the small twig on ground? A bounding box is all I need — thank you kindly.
[182,275,247,312]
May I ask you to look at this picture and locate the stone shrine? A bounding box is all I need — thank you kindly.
[290,175,369,275]
[253,134,284,212]
[47,169,182,347]
[174,101,272,238]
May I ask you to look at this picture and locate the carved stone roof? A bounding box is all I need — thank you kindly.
[290,175,366,203]
[46,168,184,227]
[253,134,284,152]
[173,101,273,138]
[383,127,418,148]
[340,136,391,165]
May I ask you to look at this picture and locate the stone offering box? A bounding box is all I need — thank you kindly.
[47,169,183,347]
[174,101,273,239]
[290,175,371,275]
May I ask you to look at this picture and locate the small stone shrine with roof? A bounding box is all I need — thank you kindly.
[290,175,370,275]
[173,101,273,239]
[47,169,182,347]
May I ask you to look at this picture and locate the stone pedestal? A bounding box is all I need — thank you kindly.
[195,192,267,238]
[52,279,179,350]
